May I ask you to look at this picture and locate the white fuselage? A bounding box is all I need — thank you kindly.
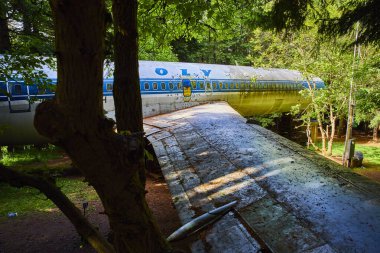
[0,61,324,145]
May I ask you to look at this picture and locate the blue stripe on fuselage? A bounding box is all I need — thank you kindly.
[0,79,325,102]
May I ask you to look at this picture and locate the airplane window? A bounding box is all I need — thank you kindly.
[178,83,182,89]
[144,82,150,90]
[169,82,174,90]
[206,82,211,89]
[14,84,22,95]
[219,82,223,89]
[230,83,234,89]
[161,82,166,90]
[106,83,113,91]
[223,82,227,89]
[250,83,254,89]
[153,82,158,90]
[245,83,249,89]
[236,83,239,89]
[212,82,217,89]
[200,82,204,89]
[191,81,197,89]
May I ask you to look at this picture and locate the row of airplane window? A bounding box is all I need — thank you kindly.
[104,81,303,92]
[2,80,303,96]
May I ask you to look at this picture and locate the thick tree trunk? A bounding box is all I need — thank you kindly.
[112,0,142,133]
[35,1,169,252]
[112,0,169,252]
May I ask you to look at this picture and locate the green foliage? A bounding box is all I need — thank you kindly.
[250,113,282,128]
[268,0,380,44]
[139,36,178,62]
[138,0,264,65]
[1,0,54,54]
[321,0,380,44]
[356,87,380,128]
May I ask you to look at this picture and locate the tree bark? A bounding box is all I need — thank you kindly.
[337,115,345,138]
[112,0,169,252]
[326,105,336,156]
[34,1,169,252]
[373,123,379,143]
[112,0,142,133]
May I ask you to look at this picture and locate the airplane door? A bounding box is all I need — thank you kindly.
[6,81,31,113]
[204,79,212,96]
[182,79,192,102]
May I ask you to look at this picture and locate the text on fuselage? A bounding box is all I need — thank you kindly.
[155,68,212,77]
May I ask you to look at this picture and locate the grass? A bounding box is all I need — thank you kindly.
[1,145,63,167]
[0,145,99,217]
[0,178,99,217]
[310,141,380,181]
[314,141,380,167]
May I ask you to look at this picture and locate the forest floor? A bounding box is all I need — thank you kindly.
[0,151,190,253]
[325,140,380,183]
[1,130,379,253]
[284,130,380,184]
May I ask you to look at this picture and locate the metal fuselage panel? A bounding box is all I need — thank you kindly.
[0,61,324,145]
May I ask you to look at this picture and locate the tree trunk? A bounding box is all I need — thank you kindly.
[337,115,345,138]
[327,118,336,156]
[111,0,169,251]
[34,1,169,252]
[316,113,326,155]
[373,124,379,143]
[0,3,11,53]
[326,106,336,156]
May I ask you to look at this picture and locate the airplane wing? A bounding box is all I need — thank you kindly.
[144,102,380,253]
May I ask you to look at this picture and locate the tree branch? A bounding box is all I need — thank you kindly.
[0,164,115,253]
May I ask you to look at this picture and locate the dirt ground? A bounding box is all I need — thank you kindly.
[0,174,190,253]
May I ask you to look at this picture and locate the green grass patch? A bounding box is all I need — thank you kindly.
[1,145,63,167]
[0,146,98,217]
[0,177,99,217]
[311,141,380,168]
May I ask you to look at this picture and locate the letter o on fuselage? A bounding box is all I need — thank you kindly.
[155,68,168,76]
